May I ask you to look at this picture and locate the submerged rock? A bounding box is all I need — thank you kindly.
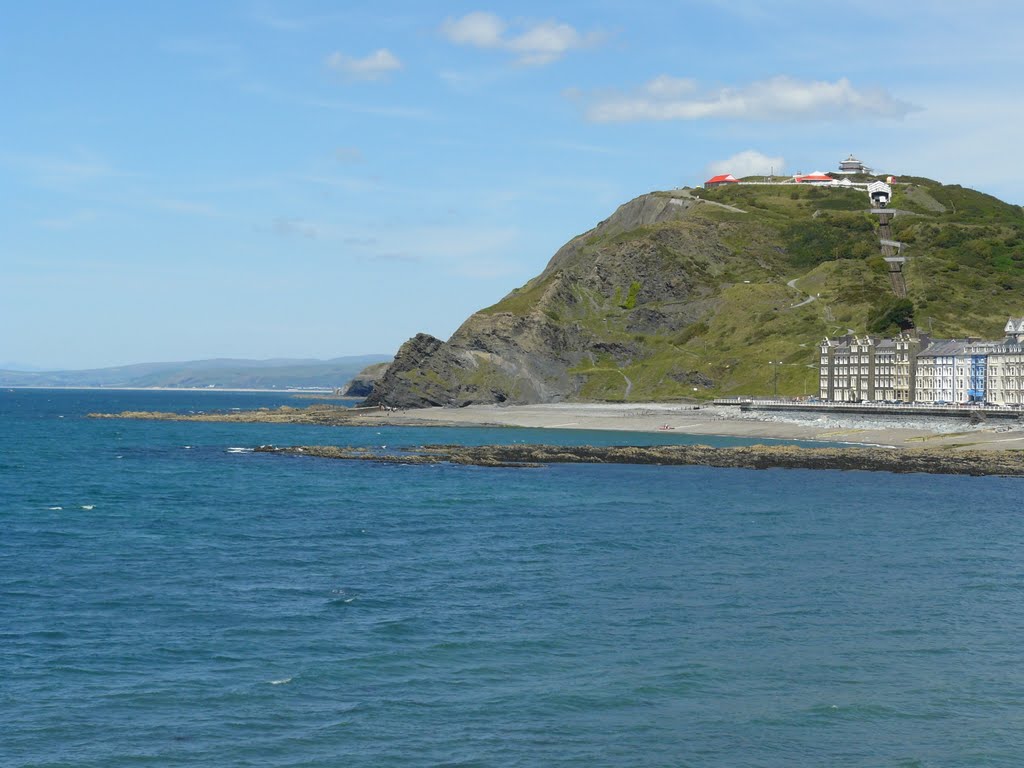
[253,443,1024,477]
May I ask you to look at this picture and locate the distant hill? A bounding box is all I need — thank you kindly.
[365,176,1024,406]
[0,355,392,390]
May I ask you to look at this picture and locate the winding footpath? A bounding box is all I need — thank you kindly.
[787,277,818,308]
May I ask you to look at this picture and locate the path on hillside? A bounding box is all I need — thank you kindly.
[701,200,747,214]
[786,277,818,308]
[680,190,747,214]
[619,370,633,398]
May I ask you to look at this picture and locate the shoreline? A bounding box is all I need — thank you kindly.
[88,400,1024,451]
[350,402,1024,451]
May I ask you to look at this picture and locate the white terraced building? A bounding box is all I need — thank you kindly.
[982,318,1024,405]
[818,318,1024,404]
[818,331,926,402]
[983,345,1024,405]
[914,340,969,404]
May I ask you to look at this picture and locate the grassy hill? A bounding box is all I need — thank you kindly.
[368,177,1024,405]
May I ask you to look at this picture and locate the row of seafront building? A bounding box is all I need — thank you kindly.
[819,318,1024,405]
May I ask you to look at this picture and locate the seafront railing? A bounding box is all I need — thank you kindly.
[732,399,1021,419]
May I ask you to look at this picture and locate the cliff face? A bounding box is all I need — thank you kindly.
[367,181,1024,406]
[340,361,391,397]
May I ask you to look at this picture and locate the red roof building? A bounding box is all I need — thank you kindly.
[795,171,834,184]
[705,173,739,187]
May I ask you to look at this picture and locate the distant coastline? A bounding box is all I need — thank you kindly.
[6,385,341,394]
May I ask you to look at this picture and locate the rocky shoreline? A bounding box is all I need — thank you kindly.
[86,405,469,428]
[253,443,1024,476]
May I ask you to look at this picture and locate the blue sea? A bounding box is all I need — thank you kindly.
[4,389,1024,767]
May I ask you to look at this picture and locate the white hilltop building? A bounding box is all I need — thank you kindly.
[837,154,871,174]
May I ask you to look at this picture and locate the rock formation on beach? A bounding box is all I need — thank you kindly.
[365,178,1024,407]
[254,442,1024,477]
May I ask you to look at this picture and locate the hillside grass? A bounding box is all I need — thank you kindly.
[472,176,1024,398]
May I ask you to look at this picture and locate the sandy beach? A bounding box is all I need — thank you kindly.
[364,402,1024,450]
[90,397,1024,451]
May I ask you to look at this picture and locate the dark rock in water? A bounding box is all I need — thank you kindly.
[253,442,1024,477]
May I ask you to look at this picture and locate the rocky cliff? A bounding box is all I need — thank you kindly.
[367,180,1024,406]
[340,361,391,397]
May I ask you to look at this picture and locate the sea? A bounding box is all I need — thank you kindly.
[3,388,1024,767]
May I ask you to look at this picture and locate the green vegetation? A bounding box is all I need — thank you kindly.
[782,214,875,268]
[621,281,642,309]
[386,174,1024,402]
[868,298,915,334]
[480,273,559,315]
[551,178,1019,396]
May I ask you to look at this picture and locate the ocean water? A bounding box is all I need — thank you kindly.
[3,389,1024,767]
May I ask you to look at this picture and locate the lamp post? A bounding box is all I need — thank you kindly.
[804,364,816,397]
[770,361,783,397]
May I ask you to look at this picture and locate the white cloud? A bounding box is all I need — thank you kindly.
[325,48,402,80]
[642,75,698,99]
[273,217,319,238]
[706,150,785,179]
[582,75,917,122]
[442,11,505,47]
[506,21,587,66]
[440,12,598,65]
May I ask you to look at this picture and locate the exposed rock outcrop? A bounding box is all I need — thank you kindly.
[364,192,728,407]
[254,443,1024,477]
[340,361,391,397]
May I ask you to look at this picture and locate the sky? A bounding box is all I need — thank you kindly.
[3,1,1023,370]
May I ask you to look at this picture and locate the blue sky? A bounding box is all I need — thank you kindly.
[3,1,1023,369]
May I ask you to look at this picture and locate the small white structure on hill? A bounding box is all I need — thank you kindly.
[868,181,892,208]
